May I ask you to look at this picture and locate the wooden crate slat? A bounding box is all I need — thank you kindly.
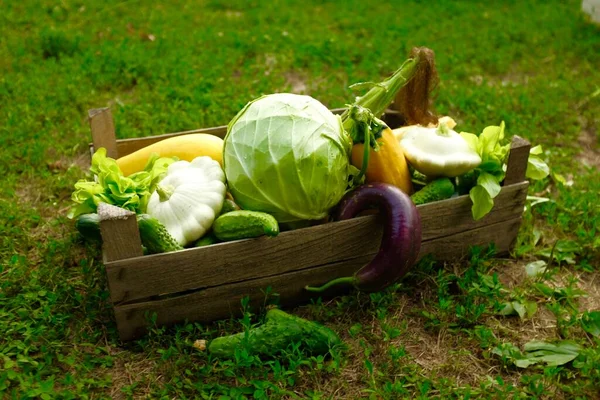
[105,182,528,305]
[107,215,383,305]
[113,216,522,341]
[417,181,527,238]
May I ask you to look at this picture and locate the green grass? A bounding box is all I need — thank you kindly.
[1,0,599,398]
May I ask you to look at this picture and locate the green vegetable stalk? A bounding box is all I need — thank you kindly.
[341,56,419,184]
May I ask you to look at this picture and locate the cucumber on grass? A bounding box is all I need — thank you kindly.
[206,308,343,359]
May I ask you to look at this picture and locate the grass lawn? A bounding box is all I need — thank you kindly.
[1,0,599,398]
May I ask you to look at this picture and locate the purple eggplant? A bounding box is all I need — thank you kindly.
[305,183,422,293]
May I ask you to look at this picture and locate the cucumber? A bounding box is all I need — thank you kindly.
[212,210,279,241]
[136,214,184,254]
[410,178,455,205]
[193,232,220,247]
[220,198,241,215]
[208,308,343,359]
[75,213,102,242]
[455,169,479,195]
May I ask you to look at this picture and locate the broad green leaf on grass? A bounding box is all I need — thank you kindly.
[526,145,550,180]
[499,300,538,319]
[525,260,547,277]
[530,145,543,155]
[527,157,550,180]
[470,185,494,220]
[551,172,568,186]
[364,358,373,375]
[526,195,552,208]
[492,340,581,368]
[581,311,600,337]
[536,240,582,265]
[522,341,581,366]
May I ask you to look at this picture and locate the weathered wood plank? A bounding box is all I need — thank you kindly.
[113,217,522,341]
[114,254,373,341]
[504,135,531,186]
[89,108,118,159]
[417,181,527,238]
[105,182,528,304]
[98,203,143,263]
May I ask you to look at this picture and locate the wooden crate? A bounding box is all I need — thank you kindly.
[88,107,531,341]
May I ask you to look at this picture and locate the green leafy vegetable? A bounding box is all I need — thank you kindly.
[68,148,176,219]
[460,122,510,220]
[459,122,550,220]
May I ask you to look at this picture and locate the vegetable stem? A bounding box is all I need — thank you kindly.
[304,277,356,292]
[437,121,450,135]
[156,184,174,202]
[342,56,420,122]
[341,55,420,185]
[353,119,371,185]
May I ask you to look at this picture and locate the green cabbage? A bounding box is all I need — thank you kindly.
[223,93,353,223]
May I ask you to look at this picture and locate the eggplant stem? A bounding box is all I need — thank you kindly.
[304,277,356,292]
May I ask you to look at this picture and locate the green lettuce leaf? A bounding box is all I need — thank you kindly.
[469,185,494,220]
[477,171,502,199]
[459,121,550,220]
[68,148,176,219]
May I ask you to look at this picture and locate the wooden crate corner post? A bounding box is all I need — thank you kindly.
[504,135,531,186]
[97,202,144,341]
[500,135,532,255]
[88,107,118,158]
[97,203,143,263]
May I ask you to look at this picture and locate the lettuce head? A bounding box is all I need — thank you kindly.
[223,93,353,223]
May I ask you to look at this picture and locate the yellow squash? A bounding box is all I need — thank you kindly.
[351,127,414,195]
[116,134,224,176]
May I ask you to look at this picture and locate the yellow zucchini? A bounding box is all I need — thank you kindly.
[116,134,224,176]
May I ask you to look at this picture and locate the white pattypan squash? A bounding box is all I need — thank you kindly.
[393,116,482,178]
[146,156,226,246]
